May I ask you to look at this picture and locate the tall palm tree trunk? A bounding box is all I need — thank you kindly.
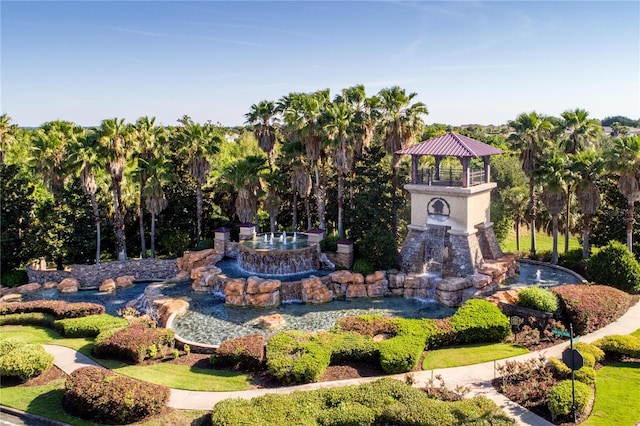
[112,179,127,261]
[391,159,399,239]
[582,213,591,259]
[551,214,559,264]
[305,195,312,230]
[626,201,635,251]
[515,221,520,252]
[564,186,571,253]
[89,192,101,264]
[138,188,147,258]
[528,179,537,256]
[292,191,298,231]
[337,173,344,238]
[150,212,157,258]
[313,163,326,230]
[196,181,204,244]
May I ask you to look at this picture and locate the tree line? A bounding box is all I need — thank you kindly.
[1,87,638,280]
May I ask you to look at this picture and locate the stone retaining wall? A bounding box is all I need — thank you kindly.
[26,259,178,289]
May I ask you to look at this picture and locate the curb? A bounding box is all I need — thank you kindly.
[0,405,71,426]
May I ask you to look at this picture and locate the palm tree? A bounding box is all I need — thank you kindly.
[221,155,267,224]
[0,113,17,165]
[606,135,640,251]
[68,130,104,264]
[245,100,279,173]
[569,149,604,258]
[98,117,131,261]
[131,116,167,258]
[378,86,428,237]
[500,186,528,252]
[560,109,603,252]
[324,99,355,238]
[508,112,554,256]
[176,117,222,244]
[142,156,174,258]
[538,152,569,264]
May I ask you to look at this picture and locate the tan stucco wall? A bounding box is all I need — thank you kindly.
[405,182,496,233]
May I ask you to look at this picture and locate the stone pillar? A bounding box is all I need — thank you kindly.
[214,227,230,255]
[336,239,354,269]
[444,230,484,277]
[238,223,256,241]
[475,222,503,260]
[305,228,325,246]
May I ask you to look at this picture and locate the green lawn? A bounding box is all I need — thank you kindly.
[583,362,640,426]
[500,228,581,254]
[631,328,640,339]
[422,343,529,370]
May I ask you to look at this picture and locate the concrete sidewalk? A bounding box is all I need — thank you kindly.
[44,299,640,426]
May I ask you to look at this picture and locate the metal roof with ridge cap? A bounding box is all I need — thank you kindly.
[396,131,504,157]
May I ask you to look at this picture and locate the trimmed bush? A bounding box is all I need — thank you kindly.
[547,380,592,420]
[587,240,640,293]
[64,366,169,424]
[0,337,26,354]
[329,332,378,364]
[574,341,605,364]
[266,330,332,384]
[54,314,128,338]
[356,226,398,270]
[213,333,265,370]
[517,286,559,313]
[351,259,374,276]
[93,322,175,363]
[210,378,514,426]
[377,318,436,374]
[0,300,105,318]
[449,299,511,344]
[549,356,596,385]
[593,334,640,359]
[0,343,54,381]
[0,312,56,327]
[552,284,635,334]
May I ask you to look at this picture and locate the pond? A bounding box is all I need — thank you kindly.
[503,262,584,288]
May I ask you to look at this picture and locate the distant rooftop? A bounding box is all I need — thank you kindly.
[396,131,504,157]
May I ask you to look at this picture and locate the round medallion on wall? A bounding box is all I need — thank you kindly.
[427,197,450,222]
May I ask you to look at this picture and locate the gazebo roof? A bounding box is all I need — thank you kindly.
[396,131,503,157]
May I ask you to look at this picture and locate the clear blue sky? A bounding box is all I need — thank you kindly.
[2,1,639,128]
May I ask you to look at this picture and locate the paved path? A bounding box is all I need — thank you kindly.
[42,299,640,426]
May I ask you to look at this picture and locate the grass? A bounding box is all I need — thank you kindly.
[583,362,640,426]
[421,343,529,369]
[500,228,581,254]
[631,328,640,339]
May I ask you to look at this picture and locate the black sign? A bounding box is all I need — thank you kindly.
[562,349,584,371]
[427,197,450,222]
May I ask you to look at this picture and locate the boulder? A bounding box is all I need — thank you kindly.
[99,279,116,293]
[177,249,223,272]
[17,283,41,294]
[157,299,189,327]
[365,271,385,284]
[257,314,286,330]
[366,280,387,297]
[246,278,281,295]
[225,294,245,306]
[387,272,405,289]
[0,293,22,302]
[329,270,353,284]
[224,278,246,297]
[301,277,333,303]
[436,277,470,292]
[115,275,135,288]
[245,291,280,307]
[57,278,80,293]
[466,273,492,289]
[42,281,58,289]
[346,283,367,298]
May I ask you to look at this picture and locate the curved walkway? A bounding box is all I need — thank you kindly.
[41,299,640,426]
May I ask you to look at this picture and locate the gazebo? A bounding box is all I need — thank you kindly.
[396,131,504,278]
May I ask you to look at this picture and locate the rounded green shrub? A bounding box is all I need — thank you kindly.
[317,401,376,426]
[352,259,374,276]
[356,226,398,270]
[449,299,511,344]
[54,314,128,338]
[0,344,54,381]
[0,337,26,354]
[517,286,559,313]
[266,331,332,384]
[574,342,605,364]
[574,365,596,385]
[548,380,592,420]
[593,334,640,359]
[587,240,640,293]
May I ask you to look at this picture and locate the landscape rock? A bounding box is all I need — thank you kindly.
[99,279,116,293]
[157,299,189,326]
[17,283,41,294]
[57,278,80,293]
[115,275,135,288]
[42,281,57,289]
[346,283,367,298]
[257,314,286,329]
[245,291,280,307]
[301,277,332,303]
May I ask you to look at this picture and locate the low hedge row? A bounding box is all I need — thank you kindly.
[0,300,105,318]
[552,285,635,335]
[517,286,559,313]
[266,330,332,384]
[210,378,514,426]
[64,366,169,425]
[93,321,175,363]
[449,299,511,344]
[0,338,54,382]
[0,312,55,327]
[593,334,640,359]
[378,318,435,374]
[53,314,128,338]
[211,333,265,370]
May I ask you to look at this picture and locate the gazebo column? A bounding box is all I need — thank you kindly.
[461,157,471,188]
[483,156,491,184]
[434,156,442,180]
[411,155,419,184]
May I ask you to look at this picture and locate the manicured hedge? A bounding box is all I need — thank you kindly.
[64,366,169,424]
[449,299,511,344]
[266,330,332,384]
[329,331,378,364]
[53,314,128,338]
[552,285,634,335]
[0,342,54,381]
[210,378,515,426]
[0,300,105,318]
[586,240,640,293]
[574,341,605,364]
[93,321,175,363]
[0,312,56,327]
[517,286,559,313]
[336,314,397,337]
[378,318,435,374]
[593,334,640,359]
[212,333,265,370]
[548,380,592,420]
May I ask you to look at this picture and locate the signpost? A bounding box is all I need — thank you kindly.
[559,324,582,423]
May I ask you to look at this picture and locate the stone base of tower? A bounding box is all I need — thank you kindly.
[476,222,503,260]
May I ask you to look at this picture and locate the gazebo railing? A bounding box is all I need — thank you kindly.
[416,166,487,187]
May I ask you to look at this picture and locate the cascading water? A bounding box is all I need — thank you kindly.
[237,233,318,275]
